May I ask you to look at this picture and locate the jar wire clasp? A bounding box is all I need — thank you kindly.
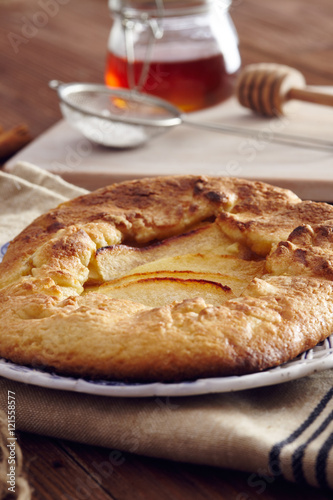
[122,0,164,92]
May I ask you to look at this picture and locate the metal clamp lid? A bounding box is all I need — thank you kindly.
[108,0,231,18]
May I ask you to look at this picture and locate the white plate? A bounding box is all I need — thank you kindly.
[1,242,333,397]
[1,341,333,397]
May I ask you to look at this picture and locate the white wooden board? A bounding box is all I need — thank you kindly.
[5,91,333,200]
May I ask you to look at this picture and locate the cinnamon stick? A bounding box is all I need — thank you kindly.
[0,124,32,160]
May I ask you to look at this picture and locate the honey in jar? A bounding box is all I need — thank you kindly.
[105,0,241,112]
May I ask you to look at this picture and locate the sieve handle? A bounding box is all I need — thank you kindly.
[181,115,333,152]
[49,80,64,90]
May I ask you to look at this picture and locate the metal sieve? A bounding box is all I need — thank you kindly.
[50,80,333,151]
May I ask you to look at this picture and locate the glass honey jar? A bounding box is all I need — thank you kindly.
[105,0,241,112]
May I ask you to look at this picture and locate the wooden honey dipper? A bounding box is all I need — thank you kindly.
[236,63,333,117]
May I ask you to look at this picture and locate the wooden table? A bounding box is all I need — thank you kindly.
[1,1,333,498]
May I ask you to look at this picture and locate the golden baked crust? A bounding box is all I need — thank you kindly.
[1,175,333,381]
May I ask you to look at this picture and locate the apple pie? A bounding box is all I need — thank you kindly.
[1,175,333,381]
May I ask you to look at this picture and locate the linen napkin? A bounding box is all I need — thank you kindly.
[0,163,333,496]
